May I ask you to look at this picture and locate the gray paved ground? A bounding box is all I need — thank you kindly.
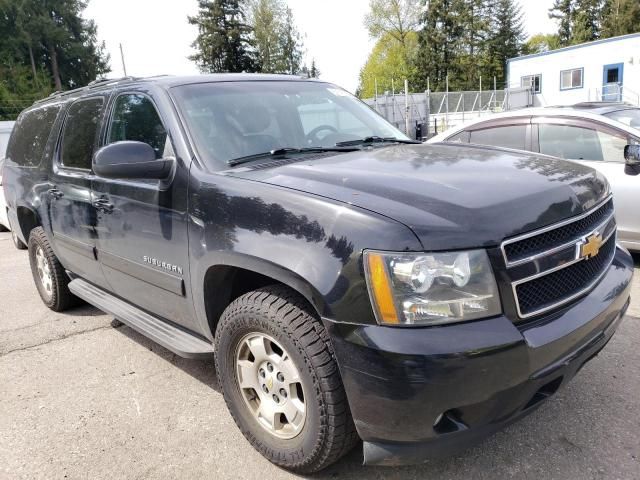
[1,230,639,479]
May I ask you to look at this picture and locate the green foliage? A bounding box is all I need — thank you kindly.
[188,0,258,73]
[524,33,562,54]
[549,0,575,46]
[363,0,420,46]
[601,0,640,37]
[248,0,303,74]
[548,0,640,45]
[0,0,110,120]
[412,0,465,92]
[301,59,321,79]
[358,32,417,97]
[484,0,525,87]
[410,0,523,92]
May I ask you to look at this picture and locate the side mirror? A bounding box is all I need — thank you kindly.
[624,144,640,176]
[93,141,174,180]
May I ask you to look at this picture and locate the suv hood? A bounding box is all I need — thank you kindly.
[228,143,609,250]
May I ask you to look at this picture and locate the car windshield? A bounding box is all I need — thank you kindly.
[171,81,409,167]
[603,108,640,129]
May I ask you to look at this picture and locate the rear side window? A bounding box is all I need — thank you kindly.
[6,105,61,166]
[469,125,527,150]
[60,98,104,170]
[108,94,167,159]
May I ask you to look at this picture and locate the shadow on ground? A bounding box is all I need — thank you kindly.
[107,314,640,480]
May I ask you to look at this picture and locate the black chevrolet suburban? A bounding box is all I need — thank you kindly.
[2,75,634,472]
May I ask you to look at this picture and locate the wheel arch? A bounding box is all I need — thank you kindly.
[199,255,328,340]
[15,205,42,244]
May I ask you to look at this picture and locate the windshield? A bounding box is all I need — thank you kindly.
[172,81,408,167]
[603,108,640,129]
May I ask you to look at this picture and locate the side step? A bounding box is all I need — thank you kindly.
[69,278,214,359]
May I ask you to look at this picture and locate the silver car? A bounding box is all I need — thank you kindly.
[429,103,640,251]
[0,121,16,241]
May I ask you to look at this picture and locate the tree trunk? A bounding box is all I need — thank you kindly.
[49,44,62,91]
[28,43,39,87]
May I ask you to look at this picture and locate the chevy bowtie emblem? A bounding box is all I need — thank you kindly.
[266,376,273,391]
[580,233,603,259]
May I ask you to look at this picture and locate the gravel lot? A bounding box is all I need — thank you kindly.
[1,230,639,480]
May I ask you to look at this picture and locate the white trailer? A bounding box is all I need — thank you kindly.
[507,33,640,107]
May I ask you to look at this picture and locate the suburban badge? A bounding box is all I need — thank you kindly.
[143,256,183,275]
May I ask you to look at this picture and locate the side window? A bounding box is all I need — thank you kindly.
[469,125,527,150]
[109,94,167,158]
[6,105,61,166]
[446,131,469,143]
[60,98,104,170]
[538,124,605,160]
[560,68,583,90]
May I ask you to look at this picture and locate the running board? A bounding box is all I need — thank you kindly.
[68,278,214,359]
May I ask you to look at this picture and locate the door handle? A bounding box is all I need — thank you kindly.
[93,197,114,213]
[48,187,64,200]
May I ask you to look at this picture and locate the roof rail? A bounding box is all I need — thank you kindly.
[32,76,139,106]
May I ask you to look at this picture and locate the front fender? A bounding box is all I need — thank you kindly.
[188,171,422,338]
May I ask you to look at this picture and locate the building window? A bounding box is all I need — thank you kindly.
[521,74,541,94]
[560,68,584,90]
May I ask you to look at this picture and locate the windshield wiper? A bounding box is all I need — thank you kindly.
[335,136,422,147]
[227,146,358,167]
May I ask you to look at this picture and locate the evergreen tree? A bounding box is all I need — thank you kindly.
[279,7,303,74]
[0,0,110,119]
[412,0,466,92]
[601,0,640,37]
[248,0,303,74]
[485,0,525,87]
[572,0,603,43]
[188,0,257,73]
[458,0,491,89]
[310,59,320,78]
[549,0,574,46]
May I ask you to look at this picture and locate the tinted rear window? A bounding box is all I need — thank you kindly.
[60,98,104,170]
[6,105,61,166]
[469,125,527,150]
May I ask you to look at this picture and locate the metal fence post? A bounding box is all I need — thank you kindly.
[404,79,410,136]
[445,75,449,129]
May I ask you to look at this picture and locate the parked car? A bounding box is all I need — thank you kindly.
[3,76,634,472]
[0,121,22,247]
[428,102,640,251]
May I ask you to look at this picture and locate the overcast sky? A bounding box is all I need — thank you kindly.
[84,0,557,94]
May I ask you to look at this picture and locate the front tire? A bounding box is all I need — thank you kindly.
[28,227,79,311]
[214,286,358,474]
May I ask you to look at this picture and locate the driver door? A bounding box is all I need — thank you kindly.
[92,91,197,331]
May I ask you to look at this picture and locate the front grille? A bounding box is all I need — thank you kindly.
[503,198,614,264]
[501,196,617,320]
[515,234,616,317]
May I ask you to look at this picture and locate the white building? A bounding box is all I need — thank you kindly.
[507,33,640,107]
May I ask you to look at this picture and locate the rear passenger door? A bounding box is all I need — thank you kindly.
[92,91,196,330]
[49,95,109,289]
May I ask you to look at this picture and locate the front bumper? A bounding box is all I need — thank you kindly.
[323,246,634,466]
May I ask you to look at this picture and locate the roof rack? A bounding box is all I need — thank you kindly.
[32,76,139,105]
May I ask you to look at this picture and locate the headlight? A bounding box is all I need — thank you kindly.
[364,249,501,326]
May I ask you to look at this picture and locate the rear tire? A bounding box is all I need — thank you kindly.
[214,285,358,474]
[8,217,26,250]
[28,227,79,311]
